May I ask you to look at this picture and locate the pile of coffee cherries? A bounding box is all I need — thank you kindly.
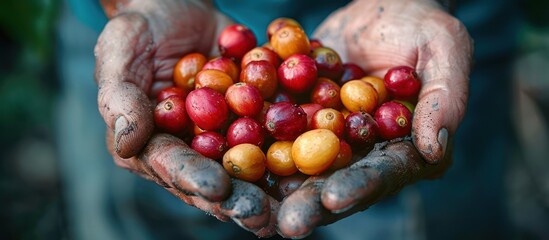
[154,18,421,183]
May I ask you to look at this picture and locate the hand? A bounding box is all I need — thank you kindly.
[94,0,275,236]
[277,0,473,237]
[106,132,278,237]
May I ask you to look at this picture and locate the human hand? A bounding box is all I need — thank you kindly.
[277,0,473,237]
[106,131,278,237]
[94,0,276,236]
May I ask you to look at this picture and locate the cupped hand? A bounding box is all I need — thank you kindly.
[106,131,278,237]
[277,0,473,237]
[96,0,224,158]
[94,0,276,236]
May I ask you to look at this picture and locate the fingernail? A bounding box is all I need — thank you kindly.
[292,230,314,240]
[114,116,129,153]
[331,203,355,214]
[438,128,448,160]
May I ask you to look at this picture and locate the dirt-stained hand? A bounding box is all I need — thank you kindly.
[95,0,276,236]
[277,0,473,238]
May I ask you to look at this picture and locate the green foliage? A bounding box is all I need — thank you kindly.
[0,70,54,143]
[0,0,59,144]
[522,0,549,29]
[0,0,59,62]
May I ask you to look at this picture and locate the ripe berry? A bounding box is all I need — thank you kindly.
[264,102,307,141]
[292,129,340,175]
[344,111,379,150]
[173,53,207,91]
[223,143,266,182]
[226,117,265,147]
[266,141,298,176]
[278,54,318,93]
[300,103,323,129]
[374,101,413,140]
[267,17,302,40]
[218,24,257,61]
[241,47,281,69]
[310,47,343,80]
[185,87,229,131]
[339,63,366,85]
[154,96,190,135]
[191,132,228,161]
[156,86,187,103]
[311,108,345,138]
[240,60,278,99]
[195,69,234,94]
[202,57,240,83]
[362,76,388,106]
[270,26,310,60]
[310,77,343,110]
[340,80,378,114]
[384,66,421,101]
[225,82,264,117]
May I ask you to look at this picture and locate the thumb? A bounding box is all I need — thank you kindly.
[412,14,472,163]
[95,13,155,158]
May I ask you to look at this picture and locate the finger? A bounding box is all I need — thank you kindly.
[167,179,275,236]
[313,1,421,75]
[220,179,272,232]
[321,166,383,213]
[109,129,274,235]
[276,175,366,239]
[278,173,309,199]
[165,187,232,222]
[412,13,472,163]
[277,141,451,238]
[95,13,156,158]
[277,176,329,239]
[139,133,231,202]
[314,5,471,164]
[321,140,450,213]
[253,196,280,238]
[106,129,168,186]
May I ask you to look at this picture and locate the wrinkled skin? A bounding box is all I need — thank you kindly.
[95,0,277,237]
[315,0,472,164]
[94,0,472,238]
[278,0,472,238]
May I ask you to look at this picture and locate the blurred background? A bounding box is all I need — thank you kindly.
[0,0,548,239]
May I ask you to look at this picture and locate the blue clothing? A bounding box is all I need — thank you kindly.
[214,0,350,45]
[60,0,521,239]
[67,0,106,32]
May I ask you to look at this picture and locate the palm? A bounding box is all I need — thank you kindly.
[95,2,281,237]
[276,0,473,238]
[314,0,471,163]
[315,1,437,78]
[106,1,227,91]
[95,1,231,157]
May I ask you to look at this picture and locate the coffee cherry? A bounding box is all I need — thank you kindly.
[384,66,421,101]
[154,96,190,136]
[374,101,413,140]
[218,24,257,61]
